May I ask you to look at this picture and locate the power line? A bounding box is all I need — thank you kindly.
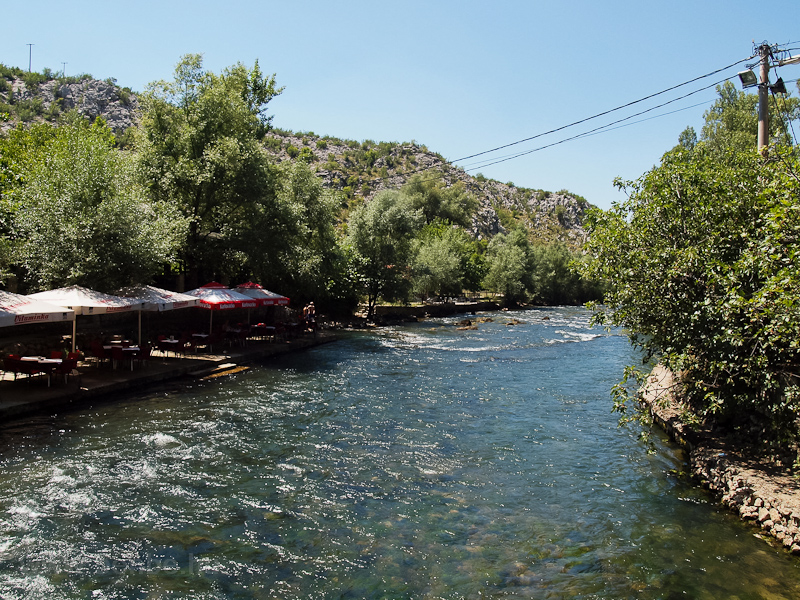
[450,55,755,164]
[459,97,715,171]
[459,75,735,173]
[377,55,790,188]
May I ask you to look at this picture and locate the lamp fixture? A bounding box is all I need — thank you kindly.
[738,69,758,88]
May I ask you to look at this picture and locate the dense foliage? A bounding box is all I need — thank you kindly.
[0,115,184,291]
[581,124,800,444]
[0,57,600,315]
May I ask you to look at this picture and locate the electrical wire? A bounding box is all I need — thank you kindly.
[375,55,791,187]
[450,55,755,164]
[459,97,715,170]
[459,76,735,172]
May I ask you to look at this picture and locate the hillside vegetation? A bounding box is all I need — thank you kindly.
[0,64,589,247]
[0,56,600,315]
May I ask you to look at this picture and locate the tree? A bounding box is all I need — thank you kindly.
[234,159,342,305]
[9,116,186,291]
[700,81,799,156]
[401,174,478,228]
[532,242,594,305]
[346,190,423,319]
[579,144,800,444]
[482,228,533,306]
[411,223,464,301]
[135,54,285,287]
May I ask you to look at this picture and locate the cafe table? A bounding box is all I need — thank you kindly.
[21,356,61,387]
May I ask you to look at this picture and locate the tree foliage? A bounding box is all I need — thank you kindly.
[135,54,285,287]
[8,116,186,291]
[483,228,534,306]
[700,81,800,156]
[580,144,800,444]
[402,174,478,227]
[237,159,343,305]
[346,190,423,319]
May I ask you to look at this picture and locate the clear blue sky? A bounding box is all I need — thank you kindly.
[2,0,799,209]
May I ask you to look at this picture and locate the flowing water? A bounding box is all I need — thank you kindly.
[1,307,799,599]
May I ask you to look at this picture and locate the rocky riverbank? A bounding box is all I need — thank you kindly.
[643,365,800,554]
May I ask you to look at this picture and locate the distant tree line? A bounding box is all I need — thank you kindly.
[0,55,600,316]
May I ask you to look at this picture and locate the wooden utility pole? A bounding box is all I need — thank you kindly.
[757,43,771,156]
[26,43,33,72]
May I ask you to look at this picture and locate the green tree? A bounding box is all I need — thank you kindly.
[483,228,533,306]
[10,116,186,291]
[234,159,342,305]
[135,54,285,287]
[580,144,800,445]
[532,242,586,305]
[411,222,465,301]
[700,81,799,155]
[402,174,478,227]
[346,190,423,319]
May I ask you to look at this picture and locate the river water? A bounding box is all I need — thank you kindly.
[1,307,799,599]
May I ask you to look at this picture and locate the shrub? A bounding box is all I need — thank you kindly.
[316,139,328,150]
[298,147,315,162]
[118,87,133,106]
[15,98,44,121]
[21,71,47,90]
[286,144,299,158]
[264,137,281,151]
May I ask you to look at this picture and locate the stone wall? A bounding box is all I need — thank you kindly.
[642,365,800,554]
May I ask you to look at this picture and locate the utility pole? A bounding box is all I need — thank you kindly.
[62,62,67,77]
[26,43,34,72]
[757,43,771,156]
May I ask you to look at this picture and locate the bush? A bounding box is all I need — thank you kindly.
[298,147,315,162]
[15,98,44,121]
[264,137,282,151]
[581,146,800,445]
[316,139,327,150]
[21,71,47,90]
[286,144,299,158]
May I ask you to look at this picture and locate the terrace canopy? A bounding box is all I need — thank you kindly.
[233,282,290,306]
[0,290,75,328]
[28,285,142,351]
[184,282,258,333]
[116,285,200,345]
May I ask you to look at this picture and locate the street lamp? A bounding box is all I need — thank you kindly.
[737,69,758,88]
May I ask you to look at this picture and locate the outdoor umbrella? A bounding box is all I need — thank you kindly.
[0,290,75,328]
[28,285,142,351]
[184,282,259,334]
[116,285,200,345]
[233,282,290,306]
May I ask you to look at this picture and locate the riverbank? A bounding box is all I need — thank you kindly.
[0,331,338,423]
[642,365,800,553]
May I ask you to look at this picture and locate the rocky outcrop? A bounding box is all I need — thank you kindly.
[1,77,138,134]
[264,131,589,246]
[642,365,800,553]
[1,76,589,247]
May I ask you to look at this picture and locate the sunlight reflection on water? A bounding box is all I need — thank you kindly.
[1,307,799,599]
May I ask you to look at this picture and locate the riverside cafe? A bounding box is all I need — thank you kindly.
[0,290,76,385]
[6,283,288,371]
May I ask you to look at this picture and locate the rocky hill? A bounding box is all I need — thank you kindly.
[1,73,590,247]
[0,73,138,136]
[264,130,590,246]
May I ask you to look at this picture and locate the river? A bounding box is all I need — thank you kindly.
[1,307,799,599]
